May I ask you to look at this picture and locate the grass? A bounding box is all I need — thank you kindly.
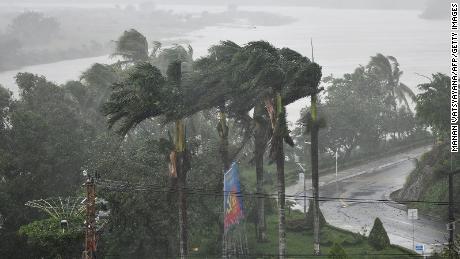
[190,210,418,258]
[244,211,418,258]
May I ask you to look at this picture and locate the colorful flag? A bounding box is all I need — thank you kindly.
[223,162,244,232]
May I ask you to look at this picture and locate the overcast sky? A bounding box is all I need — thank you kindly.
[0,0,429,9]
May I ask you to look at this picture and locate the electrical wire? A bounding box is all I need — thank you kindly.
[96,178,457,206]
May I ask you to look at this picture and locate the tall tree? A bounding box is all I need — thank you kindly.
[228,41,321,258]
[7,11,60,46]
[368,53,416,110]
[0,74,94,258]
[367,53,415,141]
[112,29,149,64]
[368,54,415,139]
[253,103,270,242]
[310,88,321,256]
[415,73,450,139]
[166,40,321,256]
[152,43,194,75]
[302,47,324,256]
[168,61,189,259]
[102,61,189,258]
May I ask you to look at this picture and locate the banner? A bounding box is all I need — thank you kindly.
[223,162,244,232]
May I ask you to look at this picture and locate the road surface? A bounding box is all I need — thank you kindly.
[288,145,448,255]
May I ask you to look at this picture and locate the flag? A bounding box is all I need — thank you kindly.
[224,162,244,232]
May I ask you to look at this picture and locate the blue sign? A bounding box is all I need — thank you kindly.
[415,244,424,252]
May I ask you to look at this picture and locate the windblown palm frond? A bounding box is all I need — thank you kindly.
[396,82,416,108]
[152,44,193,74]
[102,62,180,136]
[112,29,149,63]
[368,53,415,109]
[279,48,322,105]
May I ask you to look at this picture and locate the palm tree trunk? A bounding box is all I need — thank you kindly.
[218,105,230,258]
[254,103,267,242]
[175,120,188,259]
[218,106,230,171]
[177,152,188,259]
[274,94,287,258]
[265,93,287,258]
[167,175,178,258]
[310,94,321,256]
[276,136,286,258]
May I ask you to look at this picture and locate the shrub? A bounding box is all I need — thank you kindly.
[286,218,308,232]
[368,217,390,250]
[328,243,348,259]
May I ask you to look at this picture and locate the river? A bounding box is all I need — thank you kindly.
[0,5,449,123]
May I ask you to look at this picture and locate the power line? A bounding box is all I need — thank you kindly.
[96,178,456,206]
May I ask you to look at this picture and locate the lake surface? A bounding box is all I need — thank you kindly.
[0,6,449,123]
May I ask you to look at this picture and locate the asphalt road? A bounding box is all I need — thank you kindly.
[288,145,448,255]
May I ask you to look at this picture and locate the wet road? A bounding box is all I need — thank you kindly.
[289,145,448,255]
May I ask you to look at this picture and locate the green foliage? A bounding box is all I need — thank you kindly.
[152,44,194,74]
[7,11,60,46]
[102,62,176,135]
[368,218,390,250]
[329,243,349,259]
[397,142,460,219]
[243,212,415,258]
[367,53,416,109]
[0,85,12,132]
[19,215,84,258]
[0,74,95,258]
[0,34,426,258]
[293,54,421,166]
[113,29,149,63]
[416,73,450,138]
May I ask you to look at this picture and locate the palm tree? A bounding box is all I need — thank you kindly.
[310,91,321,256]
[368,54,416,140]
[368,54,415,110]
[192,41,242,172]
[229,41,321,258]
[190,41,261,256]
[253,102,270,242]
[151,43,194,75]
[112,29,149,64]
[102,61,189,258]
[171,40,321,257]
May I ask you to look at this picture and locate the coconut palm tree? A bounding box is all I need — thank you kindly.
[367,54,416,140]
[192,41,242,172]
[112,29,149,64]
[227,41,321,258]
[102,61,189,258]
[159,40,321,257]
[310,91,321,256]
[247,42,290,258]
[368,53,416,109]
[151,43,194,75]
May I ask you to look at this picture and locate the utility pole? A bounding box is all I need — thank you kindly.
[83,175,97,259]
[449,171,455,254]
[335,148,338,195]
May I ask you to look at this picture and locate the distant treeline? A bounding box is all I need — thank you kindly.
[0,7,295,72]
[0,11,107,71]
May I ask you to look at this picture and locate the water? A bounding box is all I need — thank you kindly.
[0,55,113,95]
[0,6,449,123]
